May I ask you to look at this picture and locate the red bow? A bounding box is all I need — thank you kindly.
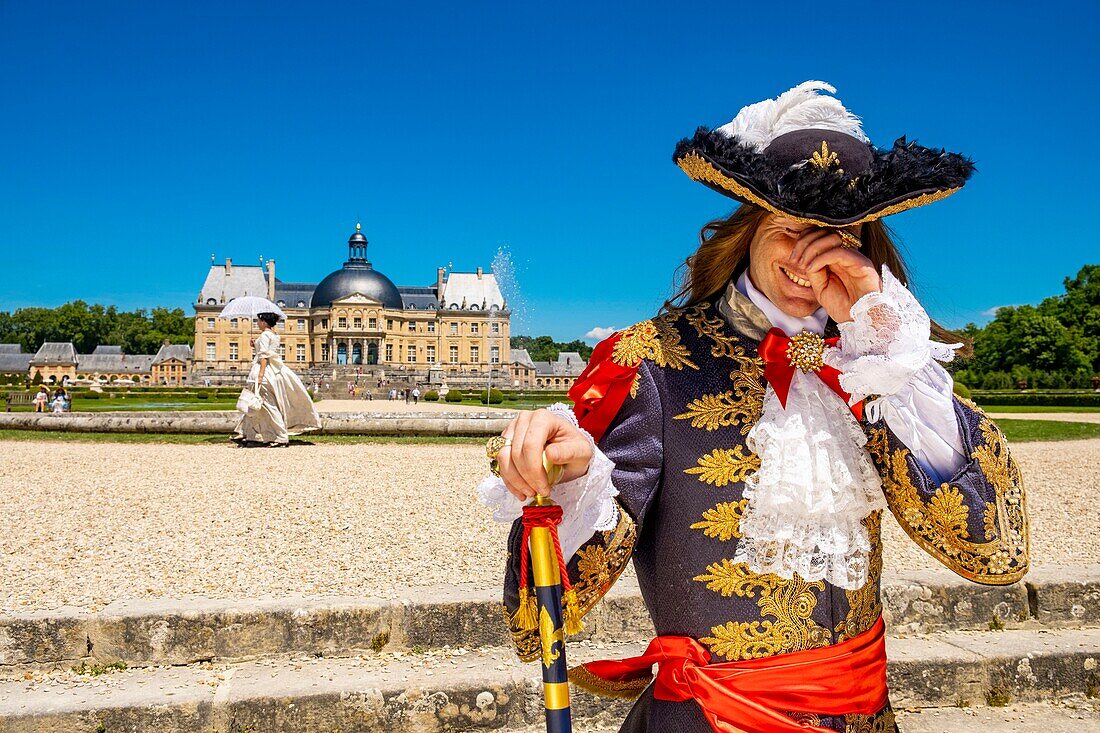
[758,327,863,421]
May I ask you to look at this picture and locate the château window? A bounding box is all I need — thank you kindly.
[407,322,416,332]
[490,346,500,364]
[491,322,500,334]
[426,345,436,362]
[427,321,435,333]
[321,319,329,329]
[385,343,393,361]
[471,322,479,335]
[449,322,458,334]
[297,319,306,331]
[278,344,286,359]
[321,343,330,361]
[338,317,347,329]
[353,317,363,329]
[407,345,416,363]
[229,342,239,361]
[296,344,306,362]
[387,319,394,330]
[206,317,215,330]
[368,317,377,329]
[206,342,216,361]
[449,345,458,363]
[470,345,480,362]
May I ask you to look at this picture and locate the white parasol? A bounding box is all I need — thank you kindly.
[217,296,286,321]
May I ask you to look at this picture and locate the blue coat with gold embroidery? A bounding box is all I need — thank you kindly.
[501,297,1029,733]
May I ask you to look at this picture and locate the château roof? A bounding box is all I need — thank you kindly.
[153,343,194,364]
[31,342,78,364]
[198,263,269,306]
[440,272,504,310]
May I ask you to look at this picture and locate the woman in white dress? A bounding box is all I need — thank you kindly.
[233,312,321,447]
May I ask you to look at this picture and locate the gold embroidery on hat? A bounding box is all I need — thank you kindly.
[809,140,843,174]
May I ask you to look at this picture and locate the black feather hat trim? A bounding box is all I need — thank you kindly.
[673,126,975,227]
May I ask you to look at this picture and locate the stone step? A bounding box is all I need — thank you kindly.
[2,628,1098,732]
[506,701,1100,733]
[3,567,1097,671]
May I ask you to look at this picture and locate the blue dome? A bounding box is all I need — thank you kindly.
[311,263,403,309]
[310,224,404,309]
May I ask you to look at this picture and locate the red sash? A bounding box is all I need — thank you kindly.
[574,616,888,733]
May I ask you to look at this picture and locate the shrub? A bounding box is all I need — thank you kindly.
[952,382,971,399]
[479,388,505,404]
[444,389,464,403]
[81,391,101,399]
[972,391,1100,408]
[423,390,439,401]
[194,392,210,399]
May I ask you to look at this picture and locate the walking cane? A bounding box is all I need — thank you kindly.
[521,453,573,733]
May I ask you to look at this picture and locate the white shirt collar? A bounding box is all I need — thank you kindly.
[735,270,828,337]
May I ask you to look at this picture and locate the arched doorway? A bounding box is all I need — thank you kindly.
[367,342,378,365]
[352,343,363,365]
[337,343,347,365]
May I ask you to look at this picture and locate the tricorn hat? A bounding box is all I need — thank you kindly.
[673,81,975,228]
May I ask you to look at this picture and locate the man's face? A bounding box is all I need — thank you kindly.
[746,214,860,317]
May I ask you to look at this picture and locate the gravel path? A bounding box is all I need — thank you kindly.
[1,438,1097,614]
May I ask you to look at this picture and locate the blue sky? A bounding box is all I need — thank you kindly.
[1,1,1095,341]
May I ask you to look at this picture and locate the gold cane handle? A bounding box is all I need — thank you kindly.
[534,450,564,506]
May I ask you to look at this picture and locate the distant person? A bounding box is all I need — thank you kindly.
[389,388,396,400]
[412,387,420,404]
[232,312,320,447]
[33,386,50,413]
[51,387,68,413]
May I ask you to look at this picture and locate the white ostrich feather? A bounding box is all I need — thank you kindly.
[715,81,869,152]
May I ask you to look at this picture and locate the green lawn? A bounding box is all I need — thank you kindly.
[995,419,1100,442]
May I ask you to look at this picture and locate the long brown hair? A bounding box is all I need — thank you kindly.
[662,204,967,352]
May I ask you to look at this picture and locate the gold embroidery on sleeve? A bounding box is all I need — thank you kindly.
[694,560,829,660]
[867,417,1029,585]
[685,446,761,487]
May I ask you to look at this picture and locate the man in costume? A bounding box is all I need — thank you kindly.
[478,81,1028,733]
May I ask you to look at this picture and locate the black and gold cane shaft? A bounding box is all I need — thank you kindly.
[529,454,571,733]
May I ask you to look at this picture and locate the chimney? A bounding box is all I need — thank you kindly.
[225,257,232,275]
[476,266,483,279]
[437,266,445,294]
[266,259,276,300]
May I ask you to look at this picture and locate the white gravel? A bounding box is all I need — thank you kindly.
[1,438,1097,615]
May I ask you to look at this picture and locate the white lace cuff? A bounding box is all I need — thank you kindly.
[476,402,619,559]
[825,264,960,405]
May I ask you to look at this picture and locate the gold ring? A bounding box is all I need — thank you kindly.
[485,435,512,460]
[837,229,861,249]
[489,458,502,477]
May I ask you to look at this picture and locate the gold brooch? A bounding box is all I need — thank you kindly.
[786,331,826,373]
